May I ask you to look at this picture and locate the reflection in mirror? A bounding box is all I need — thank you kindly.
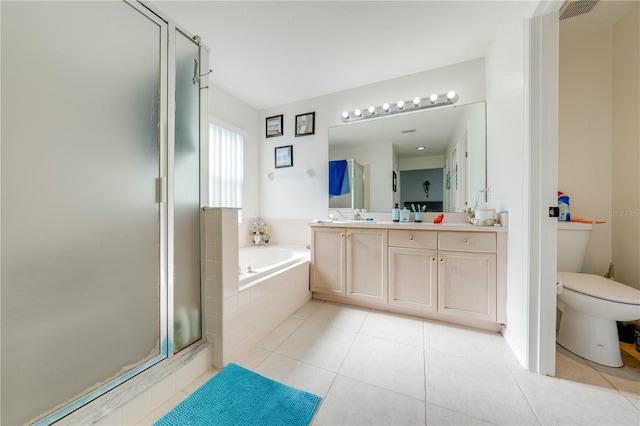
[329,159,365,209]
[328,102,486,213]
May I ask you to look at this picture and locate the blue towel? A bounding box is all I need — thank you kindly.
[329,160,350,197]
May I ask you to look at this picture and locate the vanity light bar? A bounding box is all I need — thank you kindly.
[341,91,459,122]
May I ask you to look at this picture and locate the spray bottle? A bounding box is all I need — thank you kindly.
[558,192,570,221]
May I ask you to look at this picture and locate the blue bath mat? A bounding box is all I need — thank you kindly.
[154,363,322,426]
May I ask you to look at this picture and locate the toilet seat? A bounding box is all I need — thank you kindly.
[558,272,640,305]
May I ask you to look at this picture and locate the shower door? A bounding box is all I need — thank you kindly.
[1,2,167,424]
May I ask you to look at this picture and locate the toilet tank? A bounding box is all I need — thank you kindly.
[557,221,593,272]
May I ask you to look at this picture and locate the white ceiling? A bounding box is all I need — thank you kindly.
[149,0,637,159]
[151,0,636,110]
[150,0,537,110]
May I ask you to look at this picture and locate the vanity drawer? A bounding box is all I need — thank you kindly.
[438,232,496,253]
[389,230,437,249]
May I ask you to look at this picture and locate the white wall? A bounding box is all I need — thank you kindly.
[612,4,640,289]
[258,58,487,219]
[559,27,613,276]
[485,2,537,367]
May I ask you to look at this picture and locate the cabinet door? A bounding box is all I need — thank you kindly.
[438,250,497,321]
[311,227,345,295]
[346,228,388,303]
[389,247,438,311]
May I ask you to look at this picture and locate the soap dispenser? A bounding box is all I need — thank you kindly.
[400,207,410,222]
[392,203,400,222]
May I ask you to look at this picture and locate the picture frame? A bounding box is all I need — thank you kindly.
[266,114,283,138]
[295,112,315,137]
[392,171,397,192]
[274,145,293,168]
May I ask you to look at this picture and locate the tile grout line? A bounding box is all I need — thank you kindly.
[306,304,367,423]
[586,361,640,410]
[505,366,544,425]
[423,320,429,424]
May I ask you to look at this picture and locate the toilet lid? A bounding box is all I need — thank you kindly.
[558,272,640,305]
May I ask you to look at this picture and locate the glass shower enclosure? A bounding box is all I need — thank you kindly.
[1,1,205,424]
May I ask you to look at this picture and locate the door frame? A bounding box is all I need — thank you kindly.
[526,1,561,376]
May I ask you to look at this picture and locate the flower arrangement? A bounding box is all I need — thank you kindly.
[250,221,270,245]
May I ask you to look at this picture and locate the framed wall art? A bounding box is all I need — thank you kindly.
[266,114,283,138]
[274,145,293,168]
[295,112,315,137]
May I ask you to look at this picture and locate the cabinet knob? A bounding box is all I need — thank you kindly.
[409,236,414,241]
[347,233,351,239]
[341,233,345,238]
[432,257,436,262]
[463,239,470,245]
[439,258,444,263]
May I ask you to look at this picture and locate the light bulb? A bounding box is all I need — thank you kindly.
[413,97,421,107]
[397,100,405,110]
[368,106,376,114]
[383,102,390,112]
[429,94,438,104]
[354,109,362,117]
[447,91,456,100]
[342,111,349,119]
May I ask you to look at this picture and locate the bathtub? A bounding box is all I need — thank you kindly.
[239,245,310,291]
[223,244,310,364]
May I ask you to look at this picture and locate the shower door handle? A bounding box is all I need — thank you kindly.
[156,177,166,204]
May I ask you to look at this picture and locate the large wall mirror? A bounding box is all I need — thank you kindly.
[328,101,486,213]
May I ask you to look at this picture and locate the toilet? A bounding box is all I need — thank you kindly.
[556,221,640,367]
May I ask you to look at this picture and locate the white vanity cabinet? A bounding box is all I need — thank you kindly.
[346,228,388,303]
[311,227,388,304]
[310,227,345,295]
[388,230,438,312]
[437,232,497,322]
[310,222,507,331]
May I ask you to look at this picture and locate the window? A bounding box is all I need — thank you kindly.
[208,119,244,217]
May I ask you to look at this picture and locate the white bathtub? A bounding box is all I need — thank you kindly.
[239,245,310,291]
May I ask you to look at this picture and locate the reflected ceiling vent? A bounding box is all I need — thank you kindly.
[401,129,417,134]
[560,0,599,20]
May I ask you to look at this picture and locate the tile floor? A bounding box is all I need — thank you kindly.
[140,299,640,425]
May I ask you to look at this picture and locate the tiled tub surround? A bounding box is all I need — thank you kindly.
[239,217,313,248]
[203,208,312,367]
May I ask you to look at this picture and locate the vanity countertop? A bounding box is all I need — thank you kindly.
[309,220,508,233]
